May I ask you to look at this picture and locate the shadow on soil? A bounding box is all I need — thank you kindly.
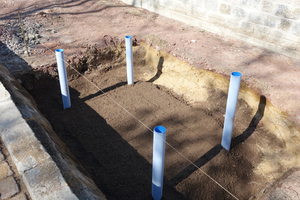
[0,41,185,199]
[81,81,127,102]
[148,56,164,83]
[25,75,187,200]
[0,41,31,75]
[168,95,266,188]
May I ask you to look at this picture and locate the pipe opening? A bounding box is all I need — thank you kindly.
[231,72,241,77]
[55,49,64,53]
[154,126,166,134]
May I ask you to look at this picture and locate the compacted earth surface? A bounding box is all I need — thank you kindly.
[1,0,300,200]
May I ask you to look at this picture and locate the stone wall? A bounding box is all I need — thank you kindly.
[122,0,300,58]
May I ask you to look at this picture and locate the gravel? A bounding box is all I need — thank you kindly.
[0,19,43,56]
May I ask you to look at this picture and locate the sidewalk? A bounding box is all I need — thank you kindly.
[0,138,30,200]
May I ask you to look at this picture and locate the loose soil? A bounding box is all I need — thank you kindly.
[21,57,283,200]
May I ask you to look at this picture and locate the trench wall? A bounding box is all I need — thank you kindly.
[122,0,300,58]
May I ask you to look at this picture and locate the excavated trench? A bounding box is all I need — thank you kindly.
[18,43,300,199]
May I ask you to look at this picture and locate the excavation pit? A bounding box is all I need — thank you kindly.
[17,43,300,200]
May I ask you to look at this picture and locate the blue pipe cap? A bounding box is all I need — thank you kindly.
[154,126,166,134]
[55,49,64,53]
[232,72,242,77]
[125,35,132,39]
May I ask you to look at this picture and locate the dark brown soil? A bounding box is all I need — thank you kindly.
[21,61,279,200]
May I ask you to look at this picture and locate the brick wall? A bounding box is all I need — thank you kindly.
[122,0,300,58]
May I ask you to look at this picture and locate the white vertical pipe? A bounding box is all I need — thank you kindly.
[152,126,166,200]
[55,49,71,109]
[221,72,242,151]
[125,35,134,85]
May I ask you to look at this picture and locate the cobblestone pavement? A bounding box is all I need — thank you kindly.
[0,138,31,200]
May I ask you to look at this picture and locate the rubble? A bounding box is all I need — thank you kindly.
[0,19,43,56]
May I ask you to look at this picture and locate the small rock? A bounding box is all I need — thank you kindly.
[35,23,41,28]
[0,152,4,161]
[11,36,18,44]
[51,30,56,34]
[28,33,35,40]
[191,40,196,43]
[0,161,13,179]
[10,193,27,200]
[0,177,20,199]
[10,193,28,200]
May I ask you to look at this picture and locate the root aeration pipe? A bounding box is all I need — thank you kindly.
[221,72,242,151]
[55,49,71,109]
[152,126,166,200]
[125,36,134,85]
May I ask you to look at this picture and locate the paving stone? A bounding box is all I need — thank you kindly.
[0,152,4,161]
[0,161,13,180]
[10,193,27,200]
[279,18,292,31]
[248,12,263,24]
[0,177,20,199]
[275,4,300,20]
[241,0,260,8]
[292,23,300,36]
[261,0,274,13]
[204,0,219,12]
[232,6,246,19]
[219,3,231,15]
[264,15,277,28]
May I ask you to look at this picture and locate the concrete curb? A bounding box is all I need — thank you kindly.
[0,64,106,200]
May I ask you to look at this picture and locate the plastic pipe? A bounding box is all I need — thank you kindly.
[152,126,166,200]
[55,49,71,109]
[125,35,134,85]
[221,72,242,151]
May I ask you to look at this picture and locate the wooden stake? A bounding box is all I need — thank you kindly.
[18,11,30,57]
